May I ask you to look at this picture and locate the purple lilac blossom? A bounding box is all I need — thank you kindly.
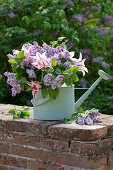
[33,29,42,36]
[101,61,110,68]
[64,61,72,69]
[92,26,110,35]
[80,0,90,2]
[91,110,101,117]
[77,117,85,125]
[92,57,103,63]
[80,49,90,60]
[7,50,20,59]
[85,117,93,125]
[8,11,18,19]
[104,14,113,26]
[92,116,102,123]
[26,69,37,78]
[107,74,113,80]
[43,73,53,86]
[72,14,87,22]
[51,75,64,89]
[4,72,21,96]
[79,79,87,88]
[66,40,75,50]
[64,0,74,6]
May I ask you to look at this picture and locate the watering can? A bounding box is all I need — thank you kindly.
[32,70,109,120]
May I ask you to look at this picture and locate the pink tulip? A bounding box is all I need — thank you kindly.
[32,52,52,69]
[26,81,41,99]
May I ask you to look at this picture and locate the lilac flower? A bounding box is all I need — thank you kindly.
[52,31,59,37]
[51,75,64,89]
[26,69,37,78]
[92,57,103,63]
[64,61,72,69]
[92,26,110,35]
[72,14,87,22]
[12,84,21,96]
[79,79,87,88]
[33,29,42,36]
[8,11,18,19]
[7,50,20,59]
[107,74,113,80]
[101,61,110,68]
[80,49,90,60]
[91,110,101,117]
[64,0,74,6]
[66,40,75,50]
[43,73,53,87]
[4,72,21,96]
[85,117,93,125]
[92,116,102,123]
[77,117,85,125]
[104,14,113,26]
[80,0,90,2]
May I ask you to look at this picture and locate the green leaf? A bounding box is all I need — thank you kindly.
[52,88,59,99]
[17,51,25,59]
[12,63,19,72]
[21,111,30,117]
[21,106,30,111]
[41,88,49,99]
[8,59,16,64]
[52,58,57,67]
[55,68,62,74]
[8,109,15,115]
[50,41,58,47]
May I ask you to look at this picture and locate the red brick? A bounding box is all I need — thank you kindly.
[0,165,8,170]
[101,163,113,170]
[0,143,10,154]
[0,155,27,168]
[28,136,69,152]
[48,123,107,141]
[70,137,113,156]
[0,132,26,145]
[47,152,107,169]
[11,145,47,161]
[29,160,64,170]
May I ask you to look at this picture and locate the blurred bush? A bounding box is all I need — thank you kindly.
[0,0,113,114]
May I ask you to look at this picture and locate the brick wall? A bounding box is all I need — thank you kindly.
[0,104,113,170]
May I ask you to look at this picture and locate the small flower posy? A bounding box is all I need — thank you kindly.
[64,108,102,125]
[4,38,88,100]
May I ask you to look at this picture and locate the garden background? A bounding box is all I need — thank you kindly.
[0,0,113,114]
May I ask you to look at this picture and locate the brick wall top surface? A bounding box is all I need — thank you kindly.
[0,104,113,141]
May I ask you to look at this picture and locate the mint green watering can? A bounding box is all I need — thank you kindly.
[32,70,109,120]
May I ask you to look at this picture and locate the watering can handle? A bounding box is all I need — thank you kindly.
[74,70,109,111]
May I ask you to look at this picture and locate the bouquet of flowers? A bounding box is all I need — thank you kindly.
[4,38,88,100]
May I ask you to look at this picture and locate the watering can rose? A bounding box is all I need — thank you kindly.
[4,39,88,99]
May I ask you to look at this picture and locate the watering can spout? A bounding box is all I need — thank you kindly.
[74,70,109,111]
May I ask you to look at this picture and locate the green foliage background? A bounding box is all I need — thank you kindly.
[0,0,113,114]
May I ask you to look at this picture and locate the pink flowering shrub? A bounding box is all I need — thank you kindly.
[4,39,88,99]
